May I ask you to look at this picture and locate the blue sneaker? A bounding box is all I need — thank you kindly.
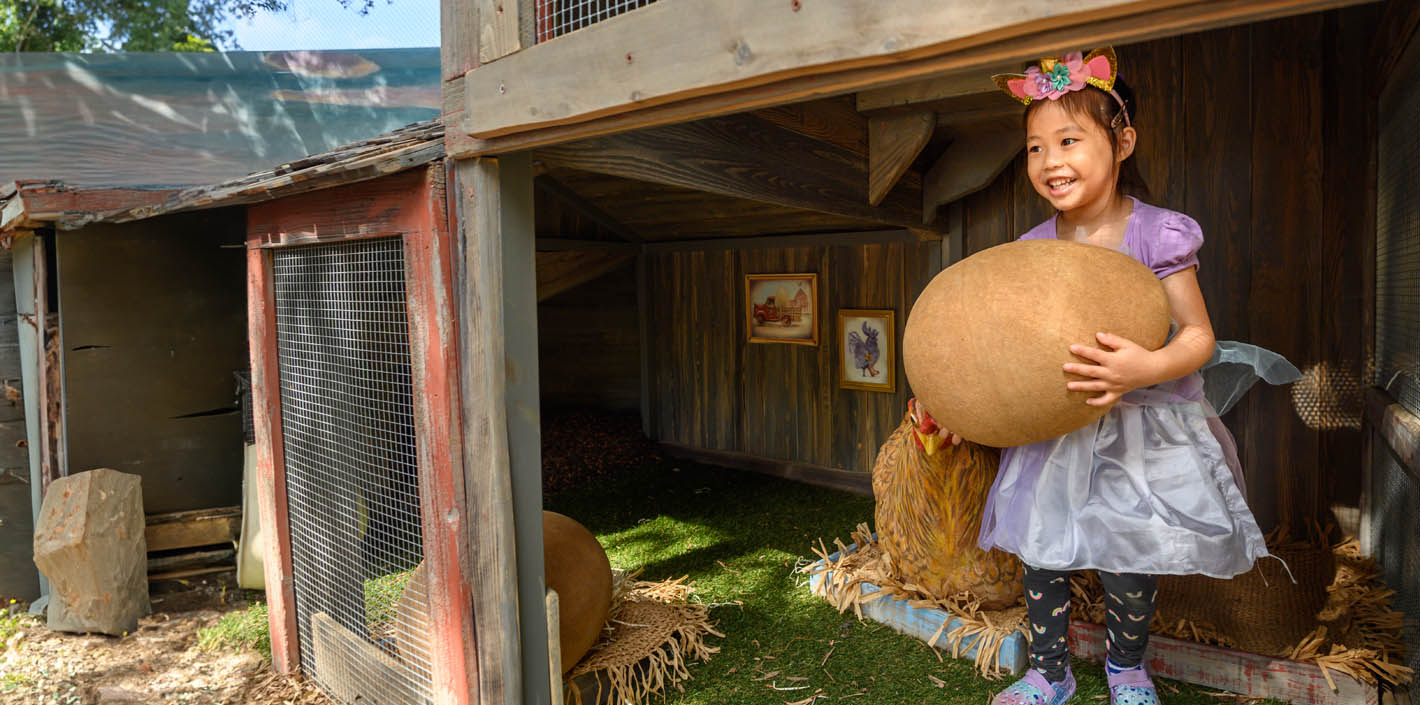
[1106,662,1159,705]
[990,667,1076,705]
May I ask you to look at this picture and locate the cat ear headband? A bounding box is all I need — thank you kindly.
[991,47,1131,127]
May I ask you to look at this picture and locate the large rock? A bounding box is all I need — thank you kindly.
[33,469,150,635]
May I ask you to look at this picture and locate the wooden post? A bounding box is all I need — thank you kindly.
[454,155,554,705]
[246,246,300,674]
[406,164,478,705]
[497,152,552,705]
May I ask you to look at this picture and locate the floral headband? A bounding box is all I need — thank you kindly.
[991,47,1131,127]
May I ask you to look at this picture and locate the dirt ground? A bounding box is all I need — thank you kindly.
[1,576,330,705]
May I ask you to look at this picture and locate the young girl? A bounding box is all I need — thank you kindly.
[935,48,1297,705]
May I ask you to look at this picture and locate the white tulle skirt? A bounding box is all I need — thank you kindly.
[976,342,1300,578]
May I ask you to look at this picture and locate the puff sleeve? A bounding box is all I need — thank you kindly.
[1148,212,1204,279]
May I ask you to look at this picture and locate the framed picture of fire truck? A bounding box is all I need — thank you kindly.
[838,309,896,392]
[745,273,818,345]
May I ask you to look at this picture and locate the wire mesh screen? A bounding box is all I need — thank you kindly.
[272,238,433,705]
[537,0,657,42]
[1374,44,1420,679]
[1377,46,1420,413]
[1369,437,1420,676]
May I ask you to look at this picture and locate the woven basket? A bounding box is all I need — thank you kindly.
[1157,543,1335,655]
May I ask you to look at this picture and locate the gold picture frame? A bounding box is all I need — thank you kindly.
[838,308,895,392]
[745,273,819,345]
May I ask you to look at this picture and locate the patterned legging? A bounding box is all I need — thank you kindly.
[1023,564,1157,681]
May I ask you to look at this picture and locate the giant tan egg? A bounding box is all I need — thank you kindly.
[902,239,1170,447]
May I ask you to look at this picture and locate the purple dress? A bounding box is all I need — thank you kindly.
[975,198,1281,578]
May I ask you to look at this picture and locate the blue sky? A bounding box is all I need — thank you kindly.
[224,1,440,51]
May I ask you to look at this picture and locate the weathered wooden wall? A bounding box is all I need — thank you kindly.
[59,209,248,514]
[0,247,37,600]
[959,8,1379,531]
[646,241,939,473]
[536,259,640,411]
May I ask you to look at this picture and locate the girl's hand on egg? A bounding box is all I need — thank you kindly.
[1063,331,1161,407]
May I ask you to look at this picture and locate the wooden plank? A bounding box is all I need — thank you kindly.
[246,169,436,247]
[1370,0,1420,95]
[962,162,1014,255]
[805,542,1029,674]
[663,442,871,496]
[1367,387,1420,477]
[1249,14,1323,531]
[1320,5,1380,527]
[856,61,1022,113]
[479,0,521,63]
[921,127,1022,225]
[147,565,235,581]
[443,0,479,81]
[752,96,868,155]
[455,0,1375,154]
[1068,621,1378,705]
[536,114,932,232]
[146,548,234,573]
[536,251,635,301]
[406,164,478,705]
[310,611,427,705]
[535,238,637,253]
[534,175,643,242]
[452,157,523,705]
[637,252,653,437]
[868,111,934,207]
[246,246,300,674]
[644,229,916,253]
[30,235,57,498]
[145,509,241,552]
[443,76,479,159]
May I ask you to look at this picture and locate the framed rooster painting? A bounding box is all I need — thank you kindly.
[745,273,819,345]
[838,309,895,392]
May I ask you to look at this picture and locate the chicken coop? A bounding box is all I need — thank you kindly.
[420,0,1420,703]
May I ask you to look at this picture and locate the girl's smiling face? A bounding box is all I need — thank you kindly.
[1025,99,1136,216]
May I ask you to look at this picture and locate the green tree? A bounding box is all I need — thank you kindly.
[0,0,383,52]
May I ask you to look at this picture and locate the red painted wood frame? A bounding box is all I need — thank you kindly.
[245,165,477,705]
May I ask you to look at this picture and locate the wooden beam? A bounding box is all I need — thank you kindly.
[452,157,523,705]
[534,175,643,242]
[144,507,241,552]
[1366,386,1420,479]
[661,443,872,497]
[534,238,638,253]
[752,96,868,155]
[479,0,521,63]
[453,0,1372,155]
[643,229,916,253]
[406,164,478,705]
[536,114,934,232]
[921,126,1023,224]
[868,111,935,206]
[246,246,300,674]
[1069,621,1378,705]
[856,61,1022,113]
[536,250,635,301]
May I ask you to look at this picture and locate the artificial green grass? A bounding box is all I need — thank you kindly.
[546,457,1286,705]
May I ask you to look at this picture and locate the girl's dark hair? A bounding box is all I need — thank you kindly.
[1022,75,1152,201]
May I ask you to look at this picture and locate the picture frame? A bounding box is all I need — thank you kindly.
[838,309,896,393]
[745,273,819,345]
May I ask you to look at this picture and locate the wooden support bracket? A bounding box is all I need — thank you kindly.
[534,175,643,242]
[536,250,635,302]
[868,111,935,207]
[921,127,1022,225]
[1365,386,1420,478]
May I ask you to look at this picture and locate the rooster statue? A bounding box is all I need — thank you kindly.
[871,398,1023,610]
[847,321,881,377]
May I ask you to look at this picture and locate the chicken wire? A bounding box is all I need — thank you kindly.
[537,0,657,42]
[1372,42,1420,677]
[272,238,433,705]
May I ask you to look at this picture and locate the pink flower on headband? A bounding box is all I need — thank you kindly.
[1022,52,1088,101]
[995,47,1121,106]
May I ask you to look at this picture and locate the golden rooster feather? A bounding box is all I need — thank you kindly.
[871,398,1023,610]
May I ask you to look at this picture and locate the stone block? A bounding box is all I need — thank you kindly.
[33,468,150,635]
